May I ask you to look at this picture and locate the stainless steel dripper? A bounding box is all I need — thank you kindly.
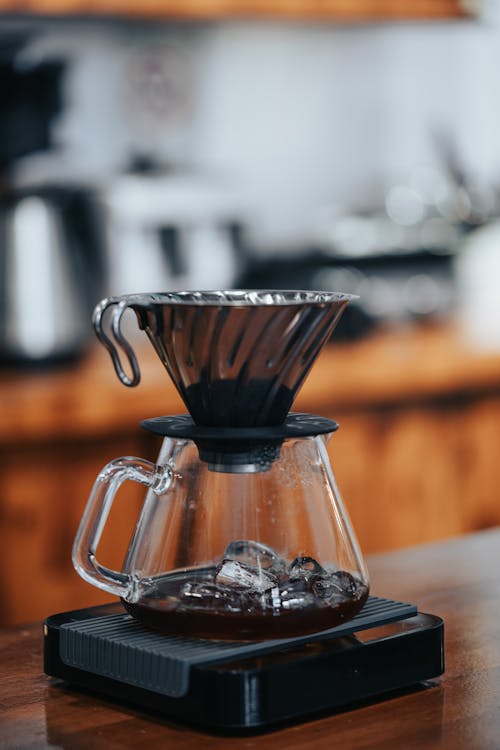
[92,290,351,426]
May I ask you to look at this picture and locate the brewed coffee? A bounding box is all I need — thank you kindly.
[122,548,368,640]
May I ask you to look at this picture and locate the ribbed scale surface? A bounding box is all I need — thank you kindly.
[59,596,417,698]
[129,291,351,426]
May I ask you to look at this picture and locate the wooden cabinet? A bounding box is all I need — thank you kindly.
[0,430,162,626]
[0,0,478,19]
[326,397,500,554]
[1,321,500,625]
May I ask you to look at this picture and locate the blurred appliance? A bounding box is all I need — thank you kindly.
[240,163,473,342]
[455,219,500,350]
[103,170,248,296]
[238,247,456,342]
[0,185,106,365]
[0,36,106,365]
[0,35,63,174]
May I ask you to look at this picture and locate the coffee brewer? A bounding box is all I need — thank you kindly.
[74,290,368,639]
[44,290,444,731]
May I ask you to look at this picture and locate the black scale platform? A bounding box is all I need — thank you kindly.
[44,595,444,733]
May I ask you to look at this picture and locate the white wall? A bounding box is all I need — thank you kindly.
[13,7,500,250]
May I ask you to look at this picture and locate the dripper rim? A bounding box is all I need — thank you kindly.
[103,290,358,308]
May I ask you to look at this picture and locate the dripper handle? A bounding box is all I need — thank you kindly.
[72,457,173,601]
[93,297,141,387]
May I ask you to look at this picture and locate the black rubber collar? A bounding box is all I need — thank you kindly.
[141,413,338,440]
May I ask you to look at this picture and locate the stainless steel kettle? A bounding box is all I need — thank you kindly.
[0,186,106,365]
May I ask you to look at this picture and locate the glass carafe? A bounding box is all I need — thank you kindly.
[73,428,369,640]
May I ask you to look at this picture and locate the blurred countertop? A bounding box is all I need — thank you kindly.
[2,318,500,446]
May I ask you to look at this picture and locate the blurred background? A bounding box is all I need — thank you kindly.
[2,0,500,626]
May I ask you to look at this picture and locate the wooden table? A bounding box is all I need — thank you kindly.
[2,528,500,749]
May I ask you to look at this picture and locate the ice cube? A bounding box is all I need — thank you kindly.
[215,558,278,593]
[222,588,252,613]
[223,539,287,577]
[270,586,282,612]
[282,593,316,610]
[288,556,324,585]
[279,580,316,610]
[332,571,359,596]
[180,580,253,613]
[312,571,359,602]
[179,582,222,608]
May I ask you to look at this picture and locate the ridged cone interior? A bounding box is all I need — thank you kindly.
[130,290,353,427]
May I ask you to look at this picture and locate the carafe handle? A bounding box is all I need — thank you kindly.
[92,297,141,387]
[72,457,173,600]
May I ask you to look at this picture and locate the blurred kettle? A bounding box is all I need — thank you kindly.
[103,172,248,295]
[0,185,106,365]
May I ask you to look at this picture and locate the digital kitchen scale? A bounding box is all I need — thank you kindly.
[44,596,444,733]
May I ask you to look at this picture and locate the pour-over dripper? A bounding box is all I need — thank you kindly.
[75,289,370,638]
[93,290,354,427]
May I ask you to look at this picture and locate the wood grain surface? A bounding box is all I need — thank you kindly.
[1,528,500,749]
[0,0,476,20]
